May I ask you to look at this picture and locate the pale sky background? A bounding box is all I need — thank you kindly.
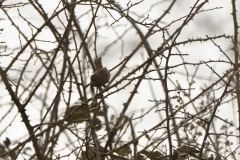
[0,0,239,159]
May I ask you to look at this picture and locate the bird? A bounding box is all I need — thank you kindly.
[176,145,200,158]
[90,57,110,92]
[64,103,87,123]
[64,101,99,123]
[91,67,110,87]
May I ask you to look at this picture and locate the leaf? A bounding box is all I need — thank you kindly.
[89,101,98,112]
[3,137,11,148]
[214,153,221,160]
[173,150,179,160]
[0,144,6,155]
[80,146,96,159]
[64,104,87,123]
[115,145,131,156]
[143,129,151,141]
[140,149,164,159]
[147,151,164,159]
[139,149,149,155]
[136,153,145,160]
[176,145,199,158]
[207,154,214,160]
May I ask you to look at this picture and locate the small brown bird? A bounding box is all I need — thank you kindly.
[90,57,110,91]
[91,67,110,87]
